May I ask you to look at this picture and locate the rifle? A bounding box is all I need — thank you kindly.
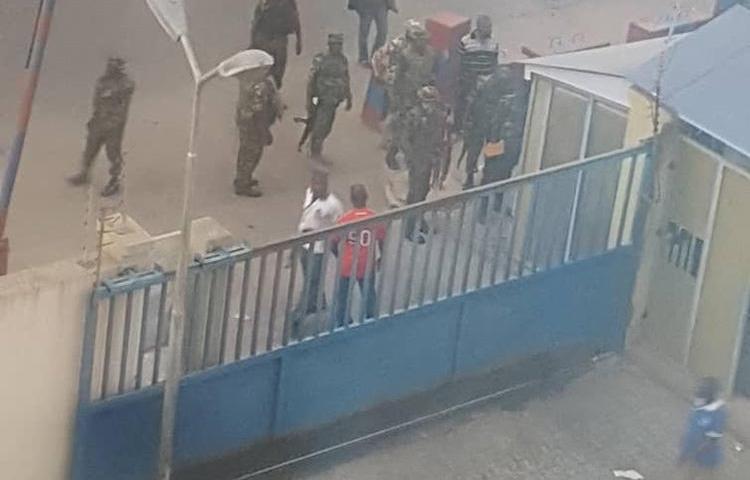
[294,100,318,152]
[456,142,468,168]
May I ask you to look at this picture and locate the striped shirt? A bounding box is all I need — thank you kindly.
[458,33,500,78]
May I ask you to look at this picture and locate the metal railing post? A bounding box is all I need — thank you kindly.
[563,170,585,263]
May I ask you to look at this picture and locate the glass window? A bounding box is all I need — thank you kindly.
[565,101,628,259]
[541,86,588,168]
[521,77,553,173]
[586,101,627,157]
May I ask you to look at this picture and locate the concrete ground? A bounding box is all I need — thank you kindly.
[0,0,714,272]
[283,359,748,480]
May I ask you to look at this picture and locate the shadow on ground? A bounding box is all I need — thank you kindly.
[177,346,599,480]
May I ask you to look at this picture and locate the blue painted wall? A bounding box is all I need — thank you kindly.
[71,248,638,480]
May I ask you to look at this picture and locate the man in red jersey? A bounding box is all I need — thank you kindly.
[333,184,386,327]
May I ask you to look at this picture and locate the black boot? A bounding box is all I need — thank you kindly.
[67,171,90,186]
[101,178,120,197]
[463,173,475,190]
[385,147,400,170]
[234,179,263,197]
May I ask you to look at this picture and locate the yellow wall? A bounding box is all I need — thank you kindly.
[640,138,719,362]
[0,261,92,480]
[626,88,750,390]
[624,88,673,147]
[606,88,668,250]
[689,168,750,385]
[624,88,677,349]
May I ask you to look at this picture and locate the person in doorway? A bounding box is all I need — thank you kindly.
[250,0,302,89]
[348,0,398,66]
[678,377,727,480]
[333,184,386,327]
[234,61,284,197]
[306,33,353,161]
[403,86,449,243]
[67,57,135,197]
[293,171,344,337]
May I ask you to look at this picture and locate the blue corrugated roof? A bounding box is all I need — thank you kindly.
[629,6,750,157]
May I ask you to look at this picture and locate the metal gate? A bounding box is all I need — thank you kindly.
[734,293,750,397]
[72,144,652,479]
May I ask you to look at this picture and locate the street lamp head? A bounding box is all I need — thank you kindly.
[217,49,274,79]
[145,0,188,42]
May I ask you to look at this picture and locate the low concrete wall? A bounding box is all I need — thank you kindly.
[0,260,92,480]
[0,214,235,480]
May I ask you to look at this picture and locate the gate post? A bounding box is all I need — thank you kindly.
[70,292,100,480]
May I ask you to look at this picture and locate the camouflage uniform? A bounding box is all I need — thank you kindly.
[462,64,517,189]
[378,21,436,170]
[69,58,135,197]
[250,0,301,89]
[403,86,449,239]
[307,34,352,159]
[477,120,523,221]
[235,75,283,197]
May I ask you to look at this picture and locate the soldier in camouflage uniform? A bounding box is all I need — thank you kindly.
[477,119,523,223]
[250,0,302,89]
[379,20,437,171]
[482,119,522,188]
[403,86,449,242]
[68,57,135,197]
[234,62,284,197]
[461,64,516,189]
[306,33,353,160]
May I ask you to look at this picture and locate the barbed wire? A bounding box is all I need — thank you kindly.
[79,149,129,286]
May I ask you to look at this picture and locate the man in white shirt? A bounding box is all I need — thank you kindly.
[294,171,344,336]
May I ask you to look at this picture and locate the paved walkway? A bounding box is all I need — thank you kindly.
[0,0,713,272]
[288,359,748,480]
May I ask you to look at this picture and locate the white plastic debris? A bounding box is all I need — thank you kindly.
[735,442,744,452]
[613,470,644,480]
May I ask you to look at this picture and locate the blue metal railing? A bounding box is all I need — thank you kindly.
[80,144,651,402]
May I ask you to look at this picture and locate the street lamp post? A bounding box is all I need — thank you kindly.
[143,1,273,479]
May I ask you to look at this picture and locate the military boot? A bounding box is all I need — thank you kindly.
[101,177,121,197]
[385,148,400,171]
[67,171,90,186]
[463,172,475,190]
[234,180,262,198]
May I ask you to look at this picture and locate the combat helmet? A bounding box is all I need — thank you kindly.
[417,85,440,102]
[405,20,429,41]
